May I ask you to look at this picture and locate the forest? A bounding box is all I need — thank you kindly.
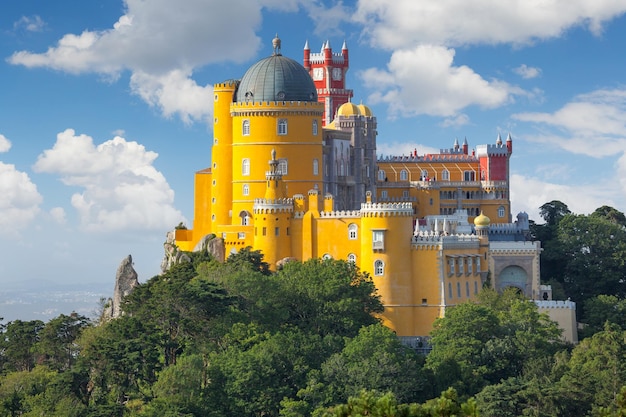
[1,201,626,416]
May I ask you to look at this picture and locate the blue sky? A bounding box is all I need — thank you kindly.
[2,0,626,320]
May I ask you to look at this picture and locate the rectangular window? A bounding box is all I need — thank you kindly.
[275,227,279,236]
[381,190,388,199]
[286,227,290,236]
[457,282,461,298]
[262,227,266,236]
[459,258,464,275]
[242,119,250,136]
[468,257,473,274]
[313,159,319,175]
[449,258,455,275]
[372,230,385,250]
[448,283,453,298]
[238,232,245,239]
[466,282,470,297]
[464,170,476,181]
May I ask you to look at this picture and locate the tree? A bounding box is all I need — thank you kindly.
[298,324,430,413]
[35,312,90,371]
[558,323,626,416]
[556,214,626,306]
[581,295,626,338]
[539,200,571,226]
[1,319,44,372]
[591,206,626,227]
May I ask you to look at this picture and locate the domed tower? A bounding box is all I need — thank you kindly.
[231,36,324,225]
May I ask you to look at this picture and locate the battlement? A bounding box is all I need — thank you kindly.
[253,198,293,213]
[534,300,576,310]
[476,143,509,157]
[231,101,324,110]
[309,52,346,64]
[411,233,479,248]
[360,202,413,217]
[213,80,239,89]
[377,153,477,163]
[319,210,361,218]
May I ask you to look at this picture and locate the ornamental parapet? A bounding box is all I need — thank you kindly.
[489,241,541,252]
[319,210,361,218]
[231,101,324,117]
[360,202,413,217]
[534,300,576,310]
[253,198,293,214]
[377,154,477,163]
[476,143,509,157]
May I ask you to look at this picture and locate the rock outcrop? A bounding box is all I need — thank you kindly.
[103,255,139,320]
[161,231,225,273]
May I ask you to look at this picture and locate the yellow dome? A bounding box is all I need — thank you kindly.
[357,103,373,117]
[474,211,491,227]
[337,102,361,117]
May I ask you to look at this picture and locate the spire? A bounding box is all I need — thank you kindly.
[454,137,460,150]
[506,133,512,142]
[496,133,502,145]
[304,39,309,50]
[325,39,332,49]
[342,39,348,50]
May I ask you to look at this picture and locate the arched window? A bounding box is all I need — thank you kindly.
[242,119,250,136]
[378,170,386,181]
[312,120,318,136]
[498,205,505,218]
[242,158,250,176]
[348,224,358,240]
[313,159,319,175]
[442,169,450,181]
[242,184,249,196]
[347,253,357,263]
[400,169,408,181]
[278,159,288,175]
[374,260,384,276]
[278,119,288,135]
[239,211,251,226]
[322,253,332,260]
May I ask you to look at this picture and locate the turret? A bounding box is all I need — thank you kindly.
[303,40,310,71]
[506,133,513,154]
[342,40,349,67]
[463,137,469,155]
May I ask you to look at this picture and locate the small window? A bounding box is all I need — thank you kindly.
[474,281,479,295]
[449,258,455,275]
[457,282,461,298]
[211,214,215,221]
[441,169,450,181]
[278,119,288,135]
[286,227,290,236]
[498,205,505,218]
[402,190,409,198]
[476,257,481,271]
[381,190,388,199]
[275,227,279,236]
[421,298,427,305]
[278,159,288,175]
[466,282,470,297]
[374,260,384,276]
[448,282,453,298]
[464,170,475,181]
[214,94,218,101]
[322,253,332,260]
[238,232,245,239]
[242,120,250,136]
[348,253,357,263]
[373,230,385,250]
[313,159,319,175]
[312,120,318,136]
[378,170,386,181]
[242,158,250,176]
[400,169,408,181]
[242,184,249,196]
[468,257,473,274]
[459,258,464,275]
[262,227,267,236]
[421,169,428,180]
[348,224,358,240]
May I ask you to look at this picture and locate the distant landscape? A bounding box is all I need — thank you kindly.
[0,280,110,323]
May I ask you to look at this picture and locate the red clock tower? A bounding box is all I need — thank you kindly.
[303,40,353,126]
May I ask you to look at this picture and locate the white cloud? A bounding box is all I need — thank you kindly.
[0,162,42,233]
[8,0,264,123]
[513,64,541,79]
[513,88,626,157]
[130,70,214,124]
[361,45,526,118]
[13,15,45,32]
[0,134,11,152]
[33,129,185,232]
[353,0,626,49]
[510,173,624,221]
[49,207,67,224]
[440,114,470,128]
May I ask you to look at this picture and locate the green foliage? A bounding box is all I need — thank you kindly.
[35,312,90,371]
[1,319,44,373]
[581,295,626,338]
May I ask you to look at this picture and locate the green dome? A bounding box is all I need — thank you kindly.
[236,45,317,103]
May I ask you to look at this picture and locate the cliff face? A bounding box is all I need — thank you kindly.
[103,255,139,320]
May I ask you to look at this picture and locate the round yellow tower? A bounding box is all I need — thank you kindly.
[211,81,237,229]
[360,196,415,335]
[230,36,324,225]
